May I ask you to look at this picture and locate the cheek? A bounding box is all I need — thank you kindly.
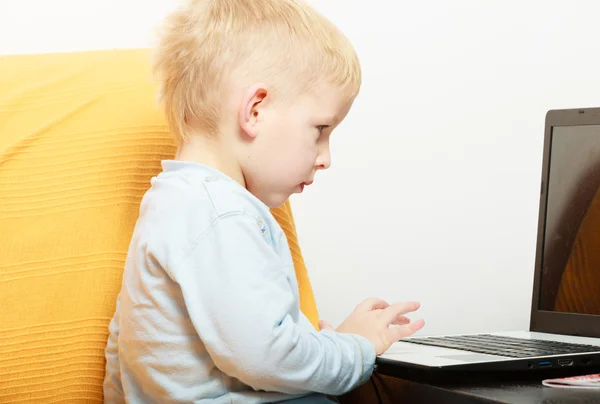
[303,147,318,166]
[292,138,317,166]
[258,123,316,178]
[275,129,316,162]
[270,141,315,184]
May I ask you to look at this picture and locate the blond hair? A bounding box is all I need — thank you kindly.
[153,0,361,142]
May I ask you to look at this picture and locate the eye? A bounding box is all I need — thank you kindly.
[316,125,329,134]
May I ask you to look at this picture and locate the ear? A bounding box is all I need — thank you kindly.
[238,83,268,139]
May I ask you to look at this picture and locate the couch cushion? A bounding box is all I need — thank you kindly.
[0,48,318,403]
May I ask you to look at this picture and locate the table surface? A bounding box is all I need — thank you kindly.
[433,381,600,403]
[372,363,600,404]
[372,375,600,404]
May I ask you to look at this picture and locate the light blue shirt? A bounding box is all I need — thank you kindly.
[103,161,375,403]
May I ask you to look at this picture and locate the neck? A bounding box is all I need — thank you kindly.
[175,134,246,188]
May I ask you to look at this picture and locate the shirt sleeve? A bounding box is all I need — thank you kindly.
[170,212,376,396]
[103,298,126,404]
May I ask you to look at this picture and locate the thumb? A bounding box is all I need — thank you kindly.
[319,320,334,331]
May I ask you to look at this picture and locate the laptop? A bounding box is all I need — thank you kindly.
[377,107,600,379]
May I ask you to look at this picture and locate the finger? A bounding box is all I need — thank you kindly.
[382,301,420,323]
[388,319,425,341]
[319,320,334,331]
[391,315,410,326]
[357,298,389,312]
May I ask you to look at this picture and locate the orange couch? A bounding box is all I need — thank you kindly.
[0,49,320,403]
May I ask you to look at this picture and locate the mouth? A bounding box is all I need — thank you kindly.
[298,181,313,193]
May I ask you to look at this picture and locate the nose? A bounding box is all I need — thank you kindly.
[315,144,331,170]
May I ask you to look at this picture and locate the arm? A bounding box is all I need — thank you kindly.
[171,212,375,396]
[103,299,126,404]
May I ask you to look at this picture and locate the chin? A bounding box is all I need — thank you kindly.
[262,193,291,209]
[264,198,287,209]
[248,184,292,209]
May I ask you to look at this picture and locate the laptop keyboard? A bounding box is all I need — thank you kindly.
[404,334,600,358]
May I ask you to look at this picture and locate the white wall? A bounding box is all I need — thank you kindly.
[2,0,600,336]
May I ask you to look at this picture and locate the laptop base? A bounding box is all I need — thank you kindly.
[375,356,600,385]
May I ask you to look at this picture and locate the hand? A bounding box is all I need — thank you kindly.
[319,298,424,356]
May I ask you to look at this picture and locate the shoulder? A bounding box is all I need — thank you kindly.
[201,175,285,251]
[134,161,282,264]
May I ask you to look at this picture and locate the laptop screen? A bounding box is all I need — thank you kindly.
[539,124,600,315]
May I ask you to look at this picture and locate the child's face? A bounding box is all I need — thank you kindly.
[242,84,353,208]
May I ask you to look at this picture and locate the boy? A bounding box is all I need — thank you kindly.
[103,0,424,402]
